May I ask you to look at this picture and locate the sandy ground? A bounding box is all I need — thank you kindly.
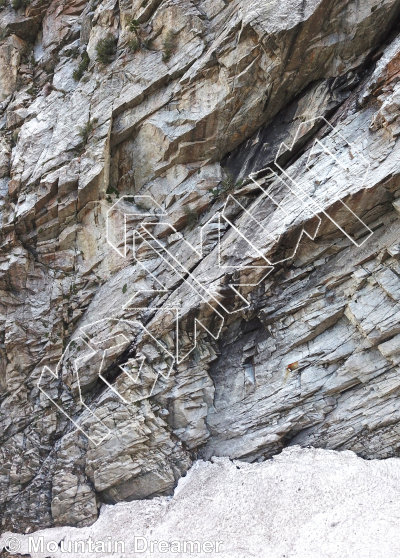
[1,446,400,557]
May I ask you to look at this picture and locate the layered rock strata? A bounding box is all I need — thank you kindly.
[1,0,400,533]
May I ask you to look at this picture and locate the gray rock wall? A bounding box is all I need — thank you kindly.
[2,0,400,534]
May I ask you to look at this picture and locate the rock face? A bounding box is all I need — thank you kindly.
[2,0,400,534]
[2,447,400,558]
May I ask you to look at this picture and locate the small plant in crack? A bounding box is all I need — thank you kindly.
[128,18,141,35]
[11,129,19,147]
[126,19,153,53]
[184,205,199,229]
[106,185,120,203]
[128,37,140,53]
[221,171,243,194]
[70,47,80,59]
[162,30,177,62]
[96,34,117,64]
[11,0,30,9]
[141,37,153,50]
[208,171,243,201]
[72,51,90,81]
[78,117,98,150]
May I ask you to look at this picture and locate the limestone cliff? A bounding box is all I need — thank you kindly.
[2,0,400,534]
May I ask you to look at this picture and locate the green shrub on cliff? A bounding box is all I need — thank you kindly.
[72,51,90,81]
[11,0,30,10]
[96,35,117,64]
[162,30,176,61]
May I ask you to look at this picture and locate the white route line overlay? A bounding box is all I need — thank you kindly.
[39,117,374,445]
[38,319,175,446]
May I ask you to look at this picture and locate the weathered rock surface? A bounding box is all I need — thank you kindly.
[2,0,400,534]
[2,447,400,557]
